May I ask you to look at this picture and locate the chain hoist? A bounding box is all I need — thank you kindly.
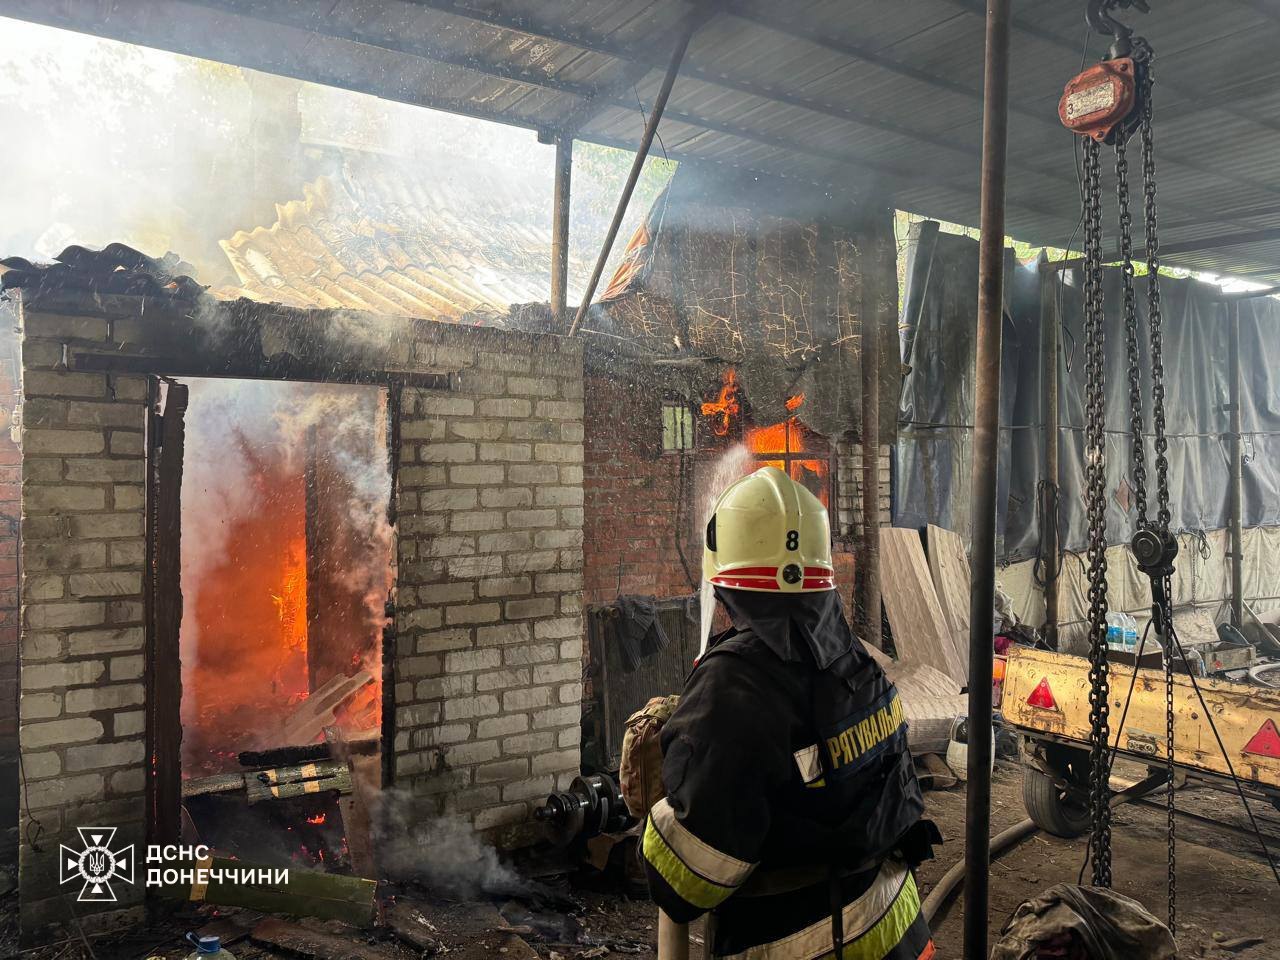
[1059,0,1178,932]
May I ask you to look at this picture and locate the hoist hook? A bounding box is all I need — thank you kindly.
[1088,0,1153,59]
[1086,0,1150,39]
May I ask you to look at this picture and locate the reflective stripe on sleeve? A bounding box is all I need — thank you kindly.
[716,861,924,960]
[793,744,822,784]
[643,798,756,909]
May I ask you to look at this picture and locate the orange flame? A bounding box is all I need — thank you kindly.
[271,539,309,699]
[701,369,741,436]
[745,415,830,508]
[785,394,805,412]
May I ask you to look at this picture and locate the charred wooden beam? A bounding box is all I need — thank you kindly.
[245,759,352,805]
[69,350,452,390]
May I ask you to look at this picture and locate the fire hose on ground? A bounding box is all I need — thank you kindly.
[922,773,1166,924]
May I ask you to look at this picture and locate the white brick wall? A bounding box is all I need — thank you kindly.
[17,307,149,937]
[837,440,892,540]
[393,329,584,836]
[14,293,586,939]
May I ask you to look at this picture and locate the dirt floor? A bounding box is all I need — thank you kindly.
[6,759,1280,958]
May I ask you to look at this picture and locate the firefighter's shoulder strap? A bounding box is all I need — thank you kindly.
[619,693,680,820]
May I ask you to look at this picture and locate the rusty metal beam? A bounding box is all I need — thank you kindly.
[966,2,1012,957]
[550,135,573,326]
[568,20,701,337]
[1228,300,1245,628]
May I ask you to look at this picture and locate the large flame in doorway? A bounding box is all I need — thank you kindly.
[182,459,312,777]
[180,381,392,780]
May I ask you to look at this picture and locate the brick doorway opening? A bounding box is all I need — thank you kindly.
[149,377,393,871]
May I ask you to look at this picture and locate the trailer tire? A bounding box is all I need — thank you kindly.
[1023,762,1091,838]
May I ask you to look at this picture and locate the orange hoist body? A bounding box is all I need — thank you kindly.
[1058,58,1137,142]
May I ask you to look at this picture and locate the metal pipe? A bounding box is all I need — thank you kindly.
[1041,266,1060,647]
[1228,299,1245,628]
[567,22,697,337]
[965,2,1011,957]
[550,135,573,326]
[657,910,689,960]
[860,225,883,650]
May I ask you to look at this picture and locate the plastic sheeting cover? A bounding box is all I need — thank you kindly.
[896,225,1280,561]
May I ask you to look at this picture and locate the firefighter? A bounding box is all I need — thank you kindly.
[640,466,937,960]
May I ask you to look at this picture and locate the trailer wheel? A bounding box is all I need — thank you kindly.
[1023,761,1091,838]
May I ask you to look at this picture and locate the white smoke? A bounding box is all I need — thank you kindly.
[179,376,392,683]
[374,790,523,898]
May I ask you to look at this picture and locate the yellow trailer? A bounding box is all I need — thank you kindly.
[1002,646,1280,836]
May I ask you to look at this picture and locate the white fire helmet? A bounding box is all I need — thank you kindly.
[703,465,835,594]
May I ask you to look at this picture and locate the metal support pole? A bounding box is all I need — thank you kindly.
[1228,299,1245,628]
[965,2,1011,958]
[550,135,573,326]
[657,910,689,960]
[567,19,698,337]
[1041,270,1060,647]
[860,227,882,650]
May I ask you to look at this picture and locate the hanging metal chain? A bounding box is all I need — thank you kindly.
[1116,136,1148,528]
[1142,59,1171,533]
[1138,53,1177,935]
[1082,134,1113,889]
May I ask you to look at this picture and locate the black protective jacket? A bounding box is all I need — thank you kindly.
[640,589,935,960]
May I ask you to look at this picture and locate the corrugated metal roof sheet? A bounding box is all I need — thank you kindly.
[219,160,592,317]
[4,0,1280,281]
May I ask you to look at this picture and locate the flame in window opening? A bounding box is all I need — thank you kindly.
[700,369,740,436]
[745,414,830,509]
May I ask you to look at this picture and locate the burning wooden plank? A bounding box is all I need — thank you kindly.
[181,770,248,798]
[244,758,352,805]
[279,670,375,745]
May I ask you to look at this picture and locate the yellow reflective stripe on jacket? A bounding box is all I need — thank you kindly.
[833,870,922,960]
[649,798,755,888]
[645,803,752,911]
[717,861,921,960]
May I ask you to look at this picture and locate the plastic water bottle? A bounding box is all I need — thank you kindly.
[186,934,235,960]
[1123,613,1139,652]
[1106,612,1126,651]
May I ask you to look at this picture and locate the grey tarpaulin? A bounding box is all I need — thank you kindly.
[896,224,1280,561]
[990,884,1176,960]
